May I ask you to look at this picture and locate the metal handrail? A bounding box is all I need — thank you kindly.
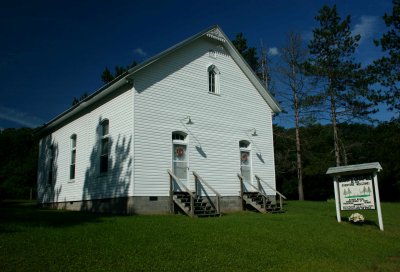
[192,171,221,215]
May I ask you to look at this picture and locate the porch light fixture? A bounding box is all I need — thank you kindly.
[250,128,258,136]
[185,116,194,125]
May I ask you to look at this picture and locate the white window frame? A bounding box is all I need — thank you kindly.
[70,134,77,181]
[171,131,189,186]
[48,145,55,185]
[100,119,110,174]
[208,65,220,95]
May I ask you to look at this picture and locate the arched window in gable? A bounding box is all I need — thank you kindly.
[208,65,220,94]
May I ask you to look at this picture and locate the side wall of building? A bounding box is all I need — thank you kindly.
[37,87,134,208]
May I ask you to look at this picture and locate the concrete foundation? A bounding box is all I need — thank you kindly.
[41,195,246,215]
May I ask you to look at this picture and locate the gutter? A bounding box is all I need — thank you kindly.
[35,74,132,136]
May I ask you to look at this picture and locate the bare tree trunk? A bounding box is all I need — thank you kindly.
[295,98,304,200]
[280,32,305,200]
[330,92,341,166]
[339,138,348,165]
[292,62,304,200]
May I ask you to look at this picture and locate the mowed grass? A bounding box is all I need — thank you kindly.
[1,201,399,271]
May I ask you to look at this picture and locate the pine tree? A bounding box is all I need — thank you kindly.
[373,0,400,112]
[304,4,375,166]
[232,33,259,72]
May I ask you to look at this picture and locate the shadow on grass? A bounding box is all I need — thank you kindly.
[0,200,110,233]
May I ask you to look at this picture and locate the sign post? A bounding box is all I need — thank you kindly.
[327,162,384,231]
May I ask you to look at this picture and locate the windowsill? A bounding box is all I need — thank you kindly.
[68,179,75,183]
[208,92,221,96]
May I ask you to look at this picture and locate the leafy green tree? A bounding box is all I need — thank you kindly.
[304,4,375,166]
[0,128,38,200]
[274,121,400,201]
[373,0,400,112]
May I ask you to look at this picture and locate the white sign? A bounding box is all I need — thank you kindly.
[338,175,375,210]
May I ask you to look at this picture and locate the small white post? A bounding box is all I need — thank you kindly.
[333,176,341,222]
[373,171,384,231]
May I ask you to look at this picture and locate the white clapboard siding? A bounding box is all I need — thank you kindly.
[37,89,133,203]
[132,37,276,197]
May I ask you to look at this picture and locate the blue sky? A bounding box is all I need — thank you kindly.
[0,0,394,129]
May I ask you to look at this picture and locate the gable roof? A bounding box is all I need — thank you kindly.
[36,25,282,135]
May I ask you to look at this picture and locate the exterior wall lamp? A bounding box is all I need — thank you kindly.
[185,116,194,125]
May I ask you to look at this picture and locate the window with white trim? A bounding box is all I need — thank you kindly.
[70,134,77,180]
[48,145,55,185]
[208,65,220,94]
[172,131,188,182]
[100,120,109,174]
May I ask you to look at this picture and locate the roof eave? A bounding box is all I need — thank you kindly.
[326,162,383,176]
[35,74,131,136]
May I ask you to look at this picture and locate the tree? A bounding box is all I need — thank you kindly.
[278,32,309,200]
[373,0,400,112]
[0,128,38,200]
[72,92,89,106]
[232,33,259,72]
[259,40,275,93]
[101,61,138,84]
[304,4,375,166]
[101,68,114,84]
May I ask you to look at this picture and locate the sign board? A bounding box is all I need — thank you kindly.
[338,175,375,210]
[326,162,384,231]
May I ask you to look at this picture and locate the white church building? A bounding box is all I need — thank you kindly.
[36,25,282,216]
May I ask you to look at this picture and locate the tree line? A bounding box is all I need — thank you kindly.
[1,121,399,201]
[274,121,400,201]
[1,1,398,201]
[231,1,399,201]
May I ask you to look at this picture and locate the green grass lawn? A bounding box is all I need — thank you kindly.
[1,200,399,271]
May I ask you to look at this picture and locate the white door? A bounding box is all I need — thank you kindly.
[173,144,188,187]
[240,149,253,191]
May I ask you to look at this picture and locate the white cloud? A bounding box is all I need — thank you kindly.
[353,15,379,44]
[0,106,44,128]
[133,48,147,57]
[268,47,279,56]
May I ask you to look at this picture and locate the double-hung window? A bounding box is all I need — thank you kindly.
[100,120,109,174]
[70,134,77,180]
[208,65,220,94]
[48,145,54,185]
